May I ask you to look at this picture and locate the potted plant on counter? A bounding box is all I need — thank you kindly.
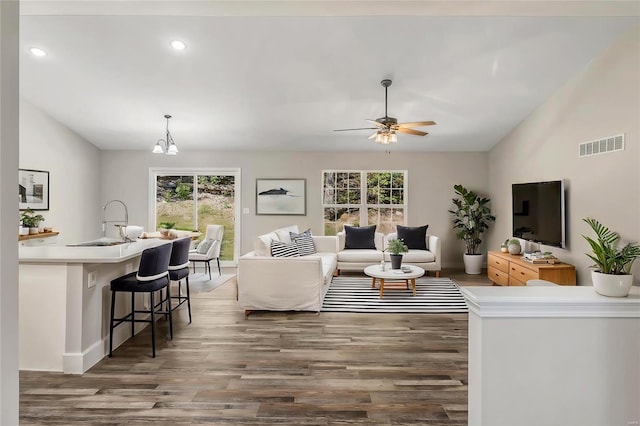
[387,238,408,270]
[449,184,496,274]
[583,217,640,297]
[20,208,45,235]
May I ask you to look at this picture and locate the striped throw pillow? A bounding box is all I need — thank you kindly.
[270,240,300,257]
[290,229,316,256]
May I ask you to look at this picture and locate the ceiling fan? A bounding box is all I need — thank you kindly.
[334,79,436,144]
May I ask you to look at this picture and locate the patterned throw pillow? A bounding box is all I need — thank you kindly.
[290,228,315,256]
[196,239,215,254]
[271,240,301,257]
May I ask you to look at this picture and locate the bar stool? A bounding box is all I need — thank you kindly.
[169,237,192,324]
[109,243,173,358]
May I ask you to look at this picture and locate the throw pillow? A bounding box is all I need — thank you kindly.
[271,240,301,257]
[196,238,215,254]
[290,228,316,256]
[397,225,428,250]
[344,225,376,249]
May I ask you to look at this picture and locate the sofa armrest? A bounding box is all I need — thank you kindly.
[428,234,441,269]
[312,235,338,253]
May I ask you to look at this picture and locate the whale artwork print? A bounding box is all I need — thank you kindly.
[256,179,306,215]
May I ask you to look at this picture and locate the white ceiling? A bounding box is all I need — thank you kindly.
[19,1,638,152]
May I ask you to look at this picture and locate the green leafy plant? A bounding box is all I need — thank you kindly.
[158,221,176,230]
[582,217,640,275]
[449,184,496,255]
[20,208,45,228]
[387,238,408,255]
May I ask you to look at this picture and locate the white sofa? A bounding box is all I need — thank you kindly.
[336,230,441,277]
[237,225,338,315]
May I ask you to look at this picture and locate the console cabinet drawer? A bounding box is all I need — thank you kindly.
[487,253,509,273]
[488,266,509,286]
[509,262,538,283]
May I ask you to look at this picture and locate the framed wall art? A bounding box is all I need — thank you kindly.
[256,178,306,215]
[19,169,49,210]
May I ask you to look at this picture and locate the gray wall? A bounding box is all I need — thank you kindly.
[488,23,640,285]
[101,150,489,267]
[20,100,102,244]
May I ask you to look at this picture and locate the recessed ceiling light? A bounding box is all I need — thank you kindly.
[29,47,47,57]
[170,40,186,50]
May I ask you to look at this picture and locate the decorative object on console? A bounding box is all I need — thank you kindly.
[449,184,496,274]
[582,217,640,297]
[387,238,408,270]
[152,114,179,155]
[500,239,509,253]
[256,178,306,215]
[19,168,49,210]
[508,238,522,255]
[20,208,45,235]
[344,225,377,249]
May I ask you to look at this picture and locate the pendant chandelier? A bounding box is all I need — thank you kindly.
[152,114,179,155]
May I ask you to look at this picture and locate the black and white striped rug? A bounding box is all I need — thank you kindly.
[322,276,468,313]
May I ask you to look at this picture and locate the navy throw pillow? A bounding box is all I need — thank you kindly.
[344,225,376,249]
[397,225,428,250]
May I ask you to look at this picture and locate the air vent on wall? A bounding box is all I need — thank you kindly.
[579,134,624,157]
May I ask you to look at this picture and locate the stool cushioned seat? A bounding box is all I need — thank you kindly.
[110,271,169,292]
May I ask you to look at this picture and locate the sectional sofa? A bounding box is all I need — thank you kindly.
[237,225,338,315]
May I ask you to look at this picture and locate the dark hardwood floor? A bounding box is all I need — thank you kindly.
[20,268,491,425]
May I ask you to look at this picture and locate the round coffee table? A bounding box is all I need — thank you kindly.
[363,264,425,298]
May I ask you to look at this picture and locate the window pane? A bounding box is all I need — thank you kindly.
[197,175,235,261]
[378,172,391,189]
[391,189,404,205]
[348,189,360,204]
[348,173,361,188]
[392,172,404,188]
[379,188,391,204]
[323,172,335,204]
[156,176,194,231]
[336,188,349,205]
[324,207,359,235]
[337,172,349,188]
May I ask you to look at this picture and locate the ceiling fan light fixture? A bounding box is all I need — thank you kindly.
[152,114,179,155]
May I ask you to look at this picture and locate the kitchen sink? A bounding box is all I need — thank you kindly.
[67,238,126,247]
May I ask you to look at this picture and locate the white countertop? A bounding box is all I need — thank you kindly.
[460,286,640,318]
[19,238,171,264]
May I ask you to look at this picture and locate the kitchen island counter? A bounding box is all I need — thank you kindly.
[19,238,173,374]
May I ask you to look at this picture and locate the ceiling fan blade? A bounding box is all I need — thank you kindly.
[365,119,386,128]
[397,128,428,136]
[333,127,380,132]
[398,121,436,128]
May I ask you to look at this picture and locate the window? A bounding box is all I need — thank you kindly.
[150,168,241,264]
[322,170,407,235]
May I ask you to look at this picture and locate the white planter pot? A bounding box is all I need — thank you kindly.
[464,254,483,275]
[29,227,39,235]
[19,226,29,236]
[591,270,633,297]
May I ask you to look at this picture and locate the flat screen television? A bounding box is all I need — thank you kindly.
[512,180,566,248]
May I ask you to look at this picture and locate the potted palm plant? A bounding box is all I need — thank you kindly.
[449,184,496,274]
[582,217,640,297]
[387,238,408,270]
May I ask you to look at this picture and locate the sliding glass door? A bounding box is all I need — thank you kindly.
[150,168,240,264]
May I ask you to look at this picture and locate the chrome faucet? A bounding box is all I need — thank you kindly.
[101,199,129,240]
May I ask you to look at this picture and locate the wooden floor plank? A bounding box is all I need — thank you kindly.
[20,269,490,424]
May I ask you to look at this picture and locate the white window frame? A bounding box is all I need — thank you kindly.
[321,169,408,234]
[149,167,241,266]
